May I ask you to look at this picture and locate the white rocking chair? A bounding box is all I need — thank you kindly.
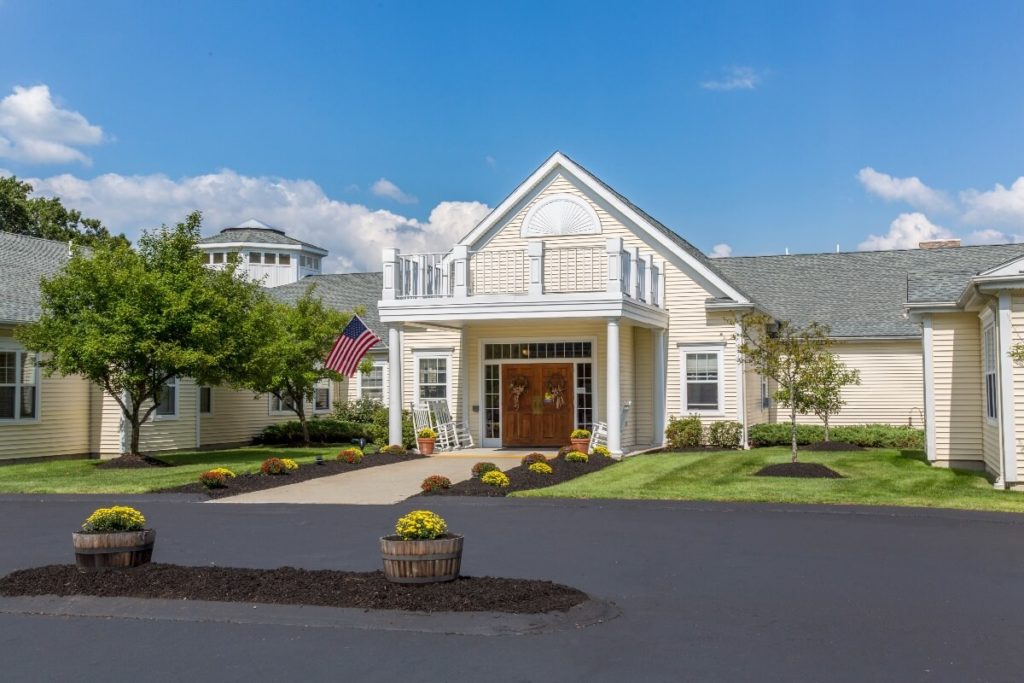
[426,399,473,451]
[589,422,608,453]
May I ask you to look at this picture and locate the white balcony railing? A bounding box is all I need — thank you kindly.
[381,238,664,307]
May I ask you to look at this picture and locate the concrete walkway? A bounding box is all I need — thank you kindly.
[213,455,523,505]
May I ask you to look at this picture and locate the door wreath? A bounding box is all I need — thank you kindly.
[546,374,567,410]
[509,376,529,411]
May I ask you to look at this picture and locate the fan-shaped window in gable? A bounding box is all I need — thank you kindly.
[520,193,602,238]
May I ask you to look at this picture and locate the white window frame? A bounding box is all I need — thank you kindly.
[278,253,291,266]
[983,323,998,424]
[263,252,277,265]
[199,386,213,415]
[212,252,224,264]
[153,377,179,420]
[356,360,388,403]
[313,380,332,414]
[760,376,771,410]
[680,344,726,416]
[269,393,297,416]
[249,251,262,264]
[413,350,453,409]
[0,345,40,423]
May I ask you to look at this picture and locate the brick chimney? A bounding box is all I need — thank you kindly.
[919,239,961,250]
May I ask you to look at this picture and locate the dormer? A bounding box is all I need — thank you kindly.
[197,219,328,287]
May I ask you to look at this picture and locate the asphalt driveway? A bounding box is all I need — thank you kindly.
[1,494,1023,682]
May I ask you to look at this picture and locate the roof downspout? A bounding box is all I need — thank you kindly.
[735,322,748,449]
[921,316,937,463]
[997,292,1017,487]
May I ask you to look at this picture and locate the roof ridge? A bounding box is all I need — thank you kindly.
[717,242,1024,261]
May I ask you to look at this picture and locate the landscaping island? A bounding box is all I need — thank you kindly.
[0,564,588,614]
[422,451,616,497]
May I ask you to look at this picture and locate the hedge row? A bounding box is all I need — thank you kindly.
[747,423,924,449]
[256,418,373,446]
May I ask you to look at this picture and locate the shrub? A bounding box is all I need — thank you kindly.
[199,470,229,488]
[257,418,371,446]
[590,445,611,458]
[81,506,146,533]
[420,475,452,493]
[337,447,364,464]
[417,427,437,439]
[565,451,588,463]
[368,406,416,449]
[570,428,591,440]
[708,421,744,449]
[481,470,511,488]
[280,458,299,471]
[260,457,289,475]
[746,423,925,449]
[383,444,408,456]
[666,415,703,449]
[472,461,499,478]
[363,443,380,456]
[395,510,448,540]
[333,397,385,424]
[528,462,553,474]
[208,467,236,478]
[521,452,548,466]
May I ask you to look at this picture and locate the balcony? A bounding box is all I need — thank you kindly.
[382,237,663,308]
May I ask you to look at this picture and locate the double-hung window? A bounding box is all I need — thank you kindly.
[155,377,178,418]
[314,381,331,413]
[358,361,387,402]
[199,386,213,415]
[681,345,724,414]
[270,394,296,414]
[0,348,39,421]
[984,324,998,421]
[760,376,771,410]
[415,354,449,405]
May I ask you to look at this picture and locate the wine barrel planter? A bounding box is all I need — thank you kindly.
[379,534,463,584]
[72,529,156,572]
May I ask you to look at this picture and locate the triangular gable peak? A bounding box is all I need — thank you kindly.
[458,152,748,303]
[978,253,1024,279]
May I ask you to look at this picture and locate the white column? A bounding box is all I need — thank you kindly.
[627,247,640,298]
[388,324,403,446]
[527,241,544,296]
[998,292,1017,485]
[641,254,653,304]
[452,244,469,299]
[734,323,747,449]
[653,328,666,446]
[657,258,666,309]
[921,315,937,462]
[606,318,622,456]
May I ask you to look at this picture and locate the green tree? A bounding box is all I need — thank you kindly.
[17,212,268,457]
[803,352,861,442]
[0,175,128,247]
[240,287,351,446]
[736,312,832,461]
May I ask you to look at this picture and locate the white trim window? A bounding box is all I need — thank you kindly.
[199,386,213,415]
[0,348,39,421]
[357,361,388,403]
[314,380,332,413]
[270,394,296,415]
[760,376,771,410]
[681,345,725,415]
[154,377,178,418]
[984,323,998,422]
[415,353,451,405]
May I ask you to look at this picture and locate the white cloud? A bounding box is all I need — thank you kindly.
[858,212,953,251]
[485,155,497,168]
[370,177,417,204]
[19,169,490,273]
[964,228,1014,245]
[960,177,1024,227]
[0,85,104,165]
[700,66,761,91]
[856,167,953,213]
[709,243,732,257]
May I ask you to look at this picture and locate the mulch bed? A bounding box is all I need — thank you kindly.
[801,441,866,452]
[162,451,426,498]
[755,462,844,479]
[97,454,173,469]
[0,564,588,614]
[422,453,617,497]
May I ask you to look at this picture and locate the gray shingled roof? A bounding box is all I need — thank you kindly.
[0,232,71,323]
[269,273,386,348]
[715,244,1024,338]
[199,221,327,253]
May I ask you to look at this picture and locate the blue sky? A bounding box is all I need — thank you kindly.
[2,0,1024,270]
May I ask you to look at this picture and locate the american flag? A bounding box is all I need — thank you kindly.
[324,315,381,376]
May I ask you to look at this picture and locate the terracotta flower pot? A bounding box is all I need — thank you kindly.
[570,438,590,453]
[72,529,155,572]
[417,438,436,455]
[379,534,463,583]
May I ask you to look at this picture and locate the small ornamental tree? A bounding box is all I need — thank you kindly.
[239,287,350,446]
[736,312,831,462]
[803,352,860,442]
[17,212,268,458]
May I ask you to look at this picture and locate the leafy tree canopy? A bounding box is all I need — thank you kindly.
[0,175,127,247]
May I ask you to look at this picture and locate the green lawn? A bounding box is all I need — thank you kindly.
[0,446,342,494]
[513,448,1024,513]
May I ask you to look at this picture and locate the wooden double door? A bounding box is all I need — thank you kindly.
[501,363,575,448]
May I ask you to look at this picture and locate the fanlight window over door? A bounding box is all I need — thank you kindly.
[520,193,602,238]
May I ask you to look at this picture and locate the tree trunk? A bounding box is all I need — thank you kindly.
[294,402,310,446]
[823,416,830,442]
[790,403,798,463]
[129,404,142,456]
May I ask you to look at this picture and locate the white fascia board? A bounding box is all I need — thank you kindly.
[829,335,923,342]
[973,275,1024,290]
[978,255,1024,277]
[199,242,328,256]
[457,152,749,304]
[378,296,669,328]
